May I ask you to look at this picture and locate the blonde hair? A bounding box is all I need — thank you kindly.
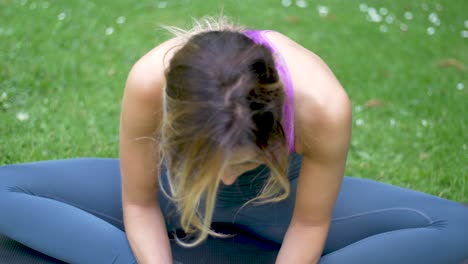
[161,15,246,40]
[157,15,290,247]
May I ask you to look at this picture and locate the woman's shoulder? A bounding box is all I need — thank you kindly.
[120,37,186,131]
[123,36,186,109]
[128,37,184,89]
[264,31,352,155]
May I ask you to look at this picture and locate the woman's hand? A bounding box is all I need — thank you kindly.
[275,221,329,264]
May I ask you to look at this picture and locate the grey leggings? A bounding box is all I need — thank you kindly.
[0,155,467,263]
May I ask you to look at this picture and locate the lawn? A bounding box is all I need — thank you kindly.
[0,0,466,202]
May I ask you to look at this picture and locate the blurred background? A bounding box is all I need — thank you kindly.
[0,0,466,202]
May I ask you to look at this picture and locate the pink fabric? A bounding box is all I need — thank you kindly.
[244,30,296,153]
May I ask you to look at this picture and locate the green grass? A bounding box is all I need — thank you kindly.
[0,0,466,202]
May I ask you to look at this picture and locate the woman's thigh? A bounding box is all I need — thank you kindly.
[0,158,125,229]
[326,177,468,251]
[226,174,468,257]
[0,158,183,232]
[0,158,140,263]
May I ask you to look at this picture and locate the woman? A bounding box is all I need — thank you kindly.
[0,17,467,264]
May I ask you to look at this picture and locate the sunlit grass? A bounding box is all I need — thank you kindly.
[0,0,466,202]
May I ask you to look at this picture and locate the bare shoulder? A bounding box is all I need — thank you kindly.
[124,36,185,101]
[264,31,352,155]
[120,36,185,136]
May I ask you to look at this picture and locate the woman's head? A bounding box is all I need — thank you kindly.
[158,18,290,247]
[165,30,285,150]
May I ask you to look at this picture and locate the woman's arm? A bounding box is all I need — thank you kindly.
[119,55,172,264]
[262,30,352,263]
[277,89,352,263]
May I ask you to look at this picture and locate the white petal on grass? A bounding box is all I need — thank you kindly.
[404,11,413,20]
[427,27,435,35]
[356,119,364,126]
[379,7,388,16]
[379,24,388,33]
[57,12,66,20]
[457,83,464,90]
[463,144,467,150]
[105,27,114,36]
[317,5,329,17]
[421,119,428,127]
[16,112,30,121]
[157,1,167,8]
[354,105,363,112]
[400,23,408,31]
[465,20,468,28]
[461,30,468,38]
[428,13,440,26]
[281,0,292,7]
[116,16,126,24]
[385,15,394,24]
[0,92,7,101]
[359,3,368,12]
[368,13,382,22]
[389,119,396,126]
[367,8,382,22]
[296,0,308,8]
